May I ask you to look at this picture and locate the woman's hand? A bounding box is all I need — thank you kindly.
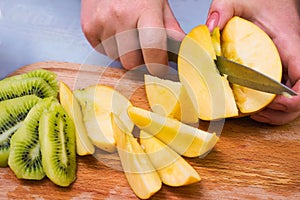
[206,0,300,125]
[81,0,185,76]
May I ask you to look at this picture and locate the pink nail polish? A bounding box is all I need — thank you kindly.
[207,12,220,32]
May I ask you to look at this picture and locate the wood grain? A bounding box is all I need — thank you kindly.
[1,61,299,200]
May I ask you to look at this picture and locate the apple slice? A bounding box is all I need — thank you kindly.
[221,16,282,113]
[144,74,198,124]
[112,115,162,199]
[178,25,239,120]
[127,106,219,158]
[140,130,201,186]
[59,82,95,156]
[74,85,133,153]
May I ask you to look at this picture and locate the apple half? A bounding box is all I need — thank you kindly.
[144,74,198,124]
[74,85,133,153]
[221,16,282,113]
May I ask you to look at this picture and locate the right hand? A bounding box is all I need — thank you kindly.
[80,0,185,76]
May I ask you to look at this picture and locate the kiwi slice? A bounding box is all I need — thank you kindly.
[39,101,76,187]
[8,97,54,180]
[0,77,57,102]
[0,95,41,167]
[1,69,58,92]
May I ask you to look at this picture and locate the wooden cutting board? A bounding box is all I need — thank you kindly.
[1,61,299,199]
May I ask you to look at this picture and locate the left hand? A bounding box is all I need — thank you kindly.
[206,0,300,125]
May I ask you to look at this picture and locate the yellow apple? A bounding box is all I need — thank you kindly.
[112,115,161,199]
[59,82,95,156]
[221,16,282,113]
[140,130,201,186]
[178,17,282,120]
[144,74,198,124]
[127,106,219,158]
[74,85,134,153]
[178,25,239,120]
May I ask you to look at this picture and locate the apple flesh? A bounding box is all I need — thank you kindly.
[74,85,133,153]
[140,130,201,186]
[144,74,198,124]
[59,82,95,156]
[127,106,219,158]
[112,115,161,199]
[178,25,239,120]
[221,16,282,113]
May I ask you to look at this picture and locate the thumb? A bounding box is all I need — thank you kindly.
[206,0,252,32]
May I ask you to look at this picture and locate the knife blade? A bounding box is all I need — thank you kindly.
[167,37,297,96]
[215,56,297,96]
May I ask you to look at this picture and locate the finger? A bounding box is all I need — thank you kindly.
[137,10,169,77]
[101,33,120,61]
[115,29,144,70]
[163,1,185,41]
[206,0,253,31]
[267,80,300,112]
[251,108,300,125]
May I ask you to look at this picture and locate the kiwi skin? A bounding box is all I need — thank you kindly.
[39,101,77,187]
[0,77,57,102]
[8,97,54,180]
[0,95,41,167]
[2,69,58,92]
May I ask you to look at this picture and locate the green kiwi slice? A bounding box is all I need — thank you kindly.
[1,69,58,92]
[0,95,41,167]
[0,77,57,102]
[39,101,76,187]
[8,97,54,180]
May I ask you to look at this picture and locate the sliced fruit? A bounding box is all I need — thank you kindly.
[112,115,161,199]
[8,97,54,180]
[0,95,41,167]
[178,25,238,120]
[140,130,201,186]
[39,101,76,187]
[221,16,282,113]
[211,27,221,56]
[144,74,198,124]
[0,77,57,102]
[188,25,216,60]
[59,82,95,156]
[127,106,219,158]
[2,69,58,92]
[74,85,133,153]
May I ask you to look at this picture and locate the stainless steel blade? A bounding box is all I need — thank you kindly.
[216,56,297,96]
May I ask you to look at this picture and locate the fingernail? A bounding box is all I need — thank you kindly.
[206,11,220,32]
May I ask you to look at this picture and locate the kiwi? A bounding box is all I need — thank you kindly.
[0,95,41,167]
[0,77,57,102]
[1,69,58,92]
[39,101,76,187]
[8,97,55,180]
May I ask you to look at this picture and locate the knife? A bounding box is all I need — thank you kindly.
[167,37,297,96]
